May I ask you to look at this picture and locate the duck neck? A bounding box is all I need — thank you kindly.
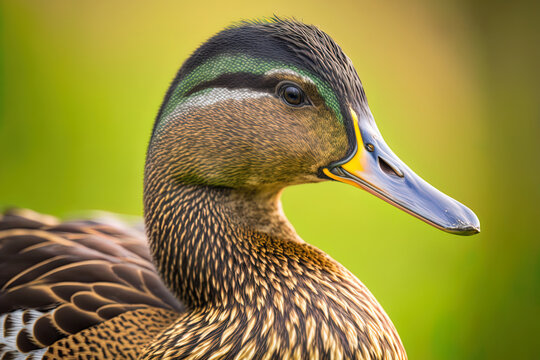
[144,174,302,308]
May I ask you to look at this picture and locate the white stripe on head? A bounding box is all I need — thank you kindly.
[264,69,315,86]
[167,87,272,121]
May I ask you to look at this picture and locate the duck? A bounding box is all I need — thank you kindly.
[0,18,480,360]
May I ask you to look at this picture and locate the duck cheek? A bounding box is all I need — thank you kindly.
[299,108,349,173]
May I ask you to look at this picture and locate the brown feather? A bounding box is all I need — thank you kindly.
[2,19,411,359]
[0,209,183,358]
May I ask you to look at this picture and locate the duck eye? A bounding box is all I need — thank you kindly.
[280,84,305,106]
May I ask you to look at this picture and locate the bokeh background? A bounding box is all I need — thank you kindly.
[1,1,538,358]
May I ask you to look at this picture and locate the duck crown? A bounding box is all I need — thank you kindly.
[152,17,367,141]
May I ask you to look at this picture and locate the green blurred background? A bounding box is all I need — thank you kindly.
[1,0,538,358]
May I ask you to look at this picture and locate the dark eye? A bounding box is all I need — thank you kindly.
[279,84,306,107]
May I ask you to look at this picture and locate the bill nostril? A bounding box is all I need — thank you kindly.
[378,157,404,178]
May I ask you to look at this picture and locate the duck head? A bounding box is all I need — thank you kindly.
[147,18,480,235]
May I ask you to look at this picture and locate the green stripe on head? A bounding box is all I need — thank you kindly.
[155,54,343,133]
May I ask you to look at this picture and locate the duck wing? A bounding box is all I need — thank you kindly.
[0,209,183,359]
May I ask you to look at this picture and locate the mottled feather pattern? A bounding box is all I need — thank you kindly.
[141,17,407,358]
[43,308,178,360]
[142,177,406,359]
[1,18,410,360]
[0,209,182,359]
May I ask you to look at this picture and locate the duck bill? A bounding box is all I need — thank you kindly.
[323,108,480,235]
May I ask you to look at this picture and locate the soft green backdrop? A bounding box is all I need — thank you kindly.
[1,1,538,359]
